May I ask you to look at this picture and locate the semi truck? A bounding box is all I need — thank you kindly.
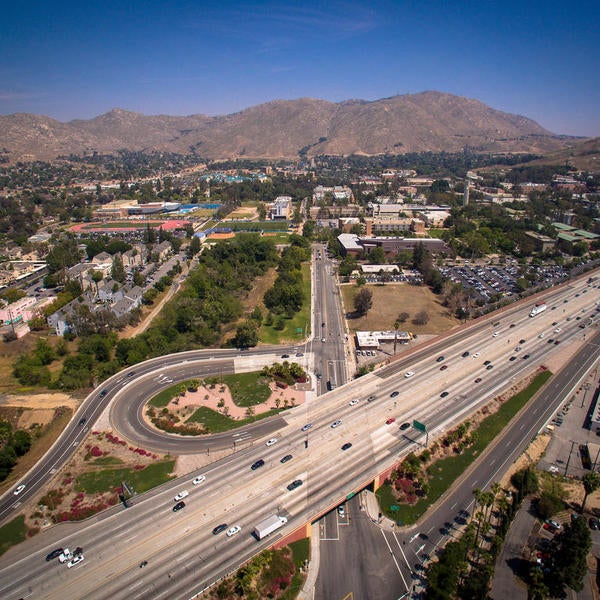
[529,303,547,317]
[253,514,288,540]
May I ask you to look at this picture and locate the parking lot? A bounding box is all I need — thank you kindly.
[538,371,600,479]
[439,262,568,302]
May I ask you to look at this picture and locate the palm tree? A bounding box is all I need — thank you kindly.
[581,472,600,512]
[393,321,400,354]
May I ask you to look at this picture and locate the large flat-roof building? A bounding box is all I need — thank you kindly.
[338,233,450,258]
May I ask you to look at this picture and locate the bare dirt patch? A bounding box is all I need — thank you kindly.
[227,206,259,219]
[341,283,458,335]
[17,409,55,429]
[0,392,78,410]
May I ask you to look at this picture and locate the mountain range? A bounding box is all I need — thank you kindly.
[0,91,579,163]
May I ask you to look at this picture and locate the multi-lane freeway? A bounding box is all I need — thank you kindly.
[0,268,598,599]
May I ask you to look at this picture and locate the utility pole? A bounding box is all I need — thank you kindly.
[564,440,576,477]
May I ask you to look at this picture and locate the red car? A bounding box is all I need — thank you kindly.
[543,522,557,533]
[386,418,396,425]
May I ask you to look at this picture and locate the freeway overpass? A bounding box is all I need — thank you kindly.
[0,274,598,599]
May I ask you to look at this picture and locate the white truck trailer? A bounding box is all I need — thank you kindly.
[253,515,288,540]
[529,302,547,317]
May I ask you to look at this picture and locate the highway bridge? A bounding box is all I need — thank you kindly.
[0,265,599,599]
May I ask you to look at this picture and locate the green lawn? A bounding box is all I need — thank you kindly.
[289,538,310,567]
[377,370,553,524]
[149,386,177,408]
[222,371,272,407]
[0,515,28,557]
[186,405,284,433]
[260,262,311,344]
[227,221,290,231]
[92,456,124,465]
[76,460,176,495]
[261,232,291,244]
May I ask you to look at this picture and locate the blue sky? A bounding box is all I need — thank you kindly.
[1,0,599,136]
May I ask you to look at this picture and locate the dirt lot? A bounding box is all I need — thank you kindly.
[341,283,459,335]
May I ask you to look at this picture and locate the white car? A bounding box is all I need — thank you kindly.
[13,484,26,496]
[192,475,206,485]
[321,337,326,343]
[59,549,72,563]
[554,327,561,333]
[266,438,278,447]
[226,525,242,537]
[538,333,545,339]
[67,554,85,568]
[472,352,480,358]
[331,420,342,428]
[404,371,415,378]
[174,490,189,502]
[349,399,360,406]
[492,332,499,337]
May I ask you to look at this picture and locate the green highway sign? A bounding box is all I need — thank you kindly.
[346,491,355,500]
[413,420,426,433]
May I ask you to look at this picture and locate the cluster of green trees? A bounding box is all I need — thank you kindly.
[260,361,306,386]
[263,234,309,317]
[13,334,118,390]
[116,234,279,366]
[425,474,532,600]
[0,420,32,481]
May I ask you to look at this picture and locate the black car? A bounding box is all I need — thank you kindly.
[99,389,108,397]
[462,351,470,358]
[589,517,599,530]
[251,459,265,470]
[519,339,526,344]
[280,454,293,464]
[173,501,186,512]
[486,364,494,370]
[127,371,136,378]
[474,378,482,383]
[390,391,399,398]
[440,391,449,398]
[46,548,64,561]
[509,323,516,328]
[522,354,530,359]
[341,442,353,451]
[483,360,491,365]
[287,479,303,491]
[367,395,376,402]
[78,417,86,425]
[400,422,410,431]
[509,356,517,361]
[212,523,228,535]
[436,356,445,362]
[281,354,290,359]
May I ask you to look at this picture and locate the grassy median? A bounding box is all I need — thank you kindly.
[377,370,553,524]
[0,515,28,557]
[76,459,176,494]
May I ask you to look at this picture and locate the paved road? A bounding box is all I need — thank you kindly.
[316,495,407,600]
[1,275,598,599]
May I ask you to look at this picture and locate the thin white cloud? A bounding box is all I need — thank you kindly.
[0,90,48,101]
[184,2,379,40]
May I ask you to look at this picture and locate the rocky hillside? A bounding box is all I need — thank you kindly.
[0,91,575,162]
